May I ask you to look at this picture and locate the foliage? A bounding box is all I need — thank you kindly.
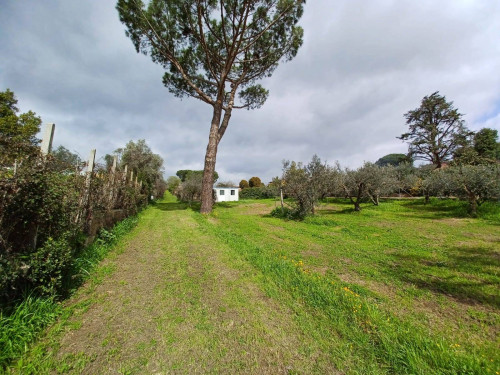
[375,153,412,167]
[269,206,299,220]
[248,176,263,188]
[239,186,277,200]
[282,155,333,218]
[452,128,499,166]
[119,139,165,199]
[360,163,397,205]
[472,127,500,163]
[0,89,42,167]
[0,295,60,370]
[215,180,236,188]
[239,179,249,189]
[0,154,83,303]
[445,165,499,216]
[117,0,305,213]
[0,214,138,370]
[165,176,181,194]
[176,170,218,183]
[0,151,147,303]
[393,162,419,196]
[399,92,471,168]
[50,146,82,170]
[175,172,203,204]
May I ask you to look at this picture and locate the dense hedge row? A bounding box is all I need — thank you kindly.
[0,152,146,304]
[239,186,278,199]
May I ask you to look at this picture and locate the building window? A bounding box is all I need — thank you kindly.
[220,190,225,195]
[231,190,235,195]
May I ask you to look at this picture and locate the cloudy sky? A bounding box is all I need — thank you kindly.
[1,0,499,183]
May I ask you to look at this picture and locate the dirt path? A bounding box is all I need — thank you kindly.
[23,199,338,374]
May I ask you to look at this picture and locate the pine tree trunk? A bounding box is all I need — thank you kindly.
[200,105,223,214]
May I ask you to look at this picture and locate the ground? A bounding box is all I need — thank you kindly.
[7,195,500,374]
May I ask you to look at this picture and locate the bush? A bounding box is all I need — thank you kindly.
[27,237,73,296]
[240,186,276,199]
[270,206,304,220]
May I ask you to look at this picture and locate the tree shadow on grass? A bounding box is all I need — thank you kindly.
[214,202,237,209]
[153,201,237,212]
[153,201,197,211]
[390,245,500,307]
[400,199,469,219]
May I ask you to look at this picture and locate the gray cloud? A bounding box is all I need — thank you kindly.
[1,0,499,184]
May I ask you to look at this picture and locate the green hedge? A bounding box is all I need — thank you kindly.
[239,186,277,199]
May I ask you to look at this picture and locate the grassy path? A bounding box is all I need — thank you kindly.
[10,195,338,374]
[8,195,499,374]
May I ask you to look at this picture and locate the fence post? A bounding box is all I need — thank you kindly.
[75,149,96,226]
[108,155,118,209]
[122,165,128,184]
[40,123,55,155]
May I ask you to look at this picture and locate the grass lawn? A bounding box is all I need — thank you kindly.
[197,197,499,374]
[4,194,499,374]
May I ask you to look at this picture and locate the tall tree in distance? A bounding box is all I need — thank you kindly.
[375,153,412,167]
[399,92,471,168]
[474,128,499,161]
[249,176,263,188]
[0,89,42,167]
[116,0,305,213]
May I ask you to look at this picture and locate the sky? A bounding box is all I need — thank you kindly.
[1,0,499,184]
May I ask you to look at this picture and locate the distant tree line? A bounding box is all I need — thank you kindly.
[275,92,499,219]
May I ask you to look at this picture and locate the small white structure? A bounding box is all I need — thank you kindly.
[214,186,239,202]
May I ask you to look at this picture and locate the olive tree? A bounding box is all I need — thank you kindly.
[332,162,396,211]
[445,165,499,216]
[117,0,304,213]
[282,155,332,217]
[176,172,203,204]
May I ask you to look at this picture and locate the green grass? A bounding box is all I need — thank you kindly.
[4,195,499,374]
[193,197,500,374]
[0,215,139,371]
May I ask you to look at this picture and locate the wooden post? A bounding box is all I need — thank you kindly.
[75,149,96,226]
[40,123,55,155]
[122,165,128,187]
[280,187,284,212]
[108,155,118,210]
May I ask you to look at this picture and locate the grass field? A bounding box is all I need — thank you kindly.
[4,194,499,374]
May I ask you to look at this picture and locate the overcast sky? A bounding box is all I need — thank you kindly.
[1,0,499,183]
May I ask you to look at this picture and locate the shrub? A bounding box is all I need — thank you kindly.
[27,236,73,296]
[270,206,302,220]
[240,186,276,199]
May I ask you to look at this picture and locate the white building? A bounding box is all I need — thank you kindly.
[214,186,239,202]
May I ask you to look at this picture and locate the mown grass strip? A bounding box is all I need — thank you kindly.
[194,209,496,375]
[0,215,139,371]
